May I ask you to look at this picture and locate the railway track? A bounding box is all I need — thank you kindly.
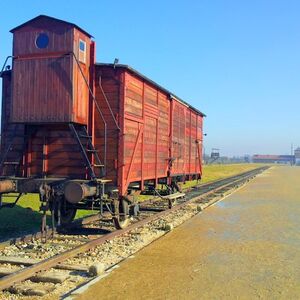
[0,166,268,298]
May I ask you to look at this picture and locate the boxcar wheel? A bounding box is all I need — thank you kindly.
[54,204,77,225]
[112,199,130,230]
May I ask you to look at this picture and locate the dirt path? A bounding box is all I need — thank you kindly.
[76,166,300,299]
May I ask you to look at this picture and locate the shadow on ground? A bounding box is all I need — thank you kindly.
[0,204,49,242]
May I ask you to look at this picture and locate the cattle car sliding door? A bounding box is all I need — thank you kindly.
[121,72,169,195]
[170,100,203,179]
[170,100,186,176]
[122,73,144,195]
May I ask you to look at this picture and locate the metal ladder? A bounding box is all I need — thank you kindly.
[0,125,25,176]
[70,51,121,180]
[0,56,22,176]
[69,123,104,180]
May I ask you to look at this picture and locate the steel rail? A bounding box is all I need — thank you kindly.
[0,167,267,248]
[0,166,268,291]
[140,166,268,207]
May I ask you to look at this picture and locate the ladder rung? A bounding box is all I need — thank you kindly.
[96,179,112,183]
[69,124,103,179]
[79,134,92,139]
[86,149,98,153]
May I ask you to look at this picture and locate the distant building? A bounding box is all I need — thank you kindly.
[294,147,300,165]
[252,154,295,164]
[294,147,300,159]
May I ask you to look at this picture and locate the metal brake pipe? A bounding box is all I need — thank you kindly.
[0,56,14,77]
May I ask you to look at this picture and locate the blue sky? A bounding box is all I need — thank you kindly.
[1,0,299,156]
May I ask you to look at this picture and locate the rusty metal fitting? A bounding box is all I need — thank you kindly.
[0,180,16,193]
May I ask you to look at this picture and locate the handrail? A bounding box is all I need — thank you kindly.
[98,76,120,131]
[68,52,107,176]
[0,56,14,77]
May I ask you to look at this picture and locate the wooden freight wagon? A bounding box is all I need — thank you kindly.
[0,15,205,229]
[94,64,204,196]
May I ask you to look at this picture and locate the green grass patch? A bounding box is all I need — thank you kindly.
[0,193,43,241]
[0,193,98,241]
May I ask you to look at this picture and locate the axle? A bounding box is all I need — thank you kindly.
[0,180,16,193]
[64,181,97,204]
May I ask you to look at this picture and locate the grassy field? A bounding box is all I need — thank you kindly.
[0,163,266,241]
[202,163,263,182]
[182,163,264,189]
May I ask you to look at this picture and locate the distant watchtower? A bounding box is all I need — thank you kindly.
[10,15,94,124]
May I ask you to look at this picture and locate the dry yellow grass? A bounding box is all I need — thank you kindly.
[182,163,266,189]
[202,163,264,183]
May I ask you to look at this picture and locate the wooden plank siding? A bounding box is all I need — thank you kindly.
[121,72,170,193]
[72,27,91,124]
[12,18,74,57]
[170,100,203,178]
[94,66,121,185]
[157,92,170,178]
[171,100,186,175]
[196,115,203,175]
[25,125,86,178]
[12,56,73,123]
[93,66,203,195]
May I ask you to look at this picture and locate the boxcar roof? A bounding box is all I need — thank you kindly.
[96,63,206,117]
[10,15,93,38]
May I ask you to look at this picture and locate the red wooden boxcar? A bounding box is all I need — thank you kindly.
[94,64,204,196]
[0,15,205,228]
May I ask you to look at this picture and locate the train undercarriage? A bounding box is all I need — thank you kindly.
[0,174,198,231]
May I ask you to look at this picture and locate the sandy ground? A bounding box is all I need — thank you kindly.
[76,166,300,300]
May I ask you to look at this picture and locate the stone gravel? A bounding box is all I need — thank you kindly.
[0,181,246,299]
